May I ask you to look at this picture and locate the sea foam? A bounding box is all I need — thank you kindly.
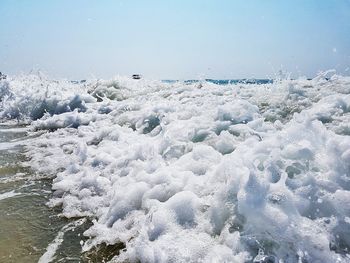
[1,72,350,262]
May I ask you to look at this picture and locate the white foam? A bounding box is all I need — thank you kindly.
[0,190,21,201]
[2,72,350,262]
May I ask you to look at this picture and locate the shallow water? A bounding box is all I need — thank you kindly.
[0,125,90,263]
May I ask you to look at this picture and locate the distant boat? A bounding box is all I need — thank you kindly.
[132,74,141,80]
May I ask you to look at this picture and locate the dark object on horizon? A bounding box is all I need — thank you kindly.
[0,72,7,80]
[132,74,142,80]
[71,79,87,84]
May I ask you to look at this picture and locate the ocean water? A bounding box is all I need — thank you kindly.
[0,72,350,262]
[163,79,274,85]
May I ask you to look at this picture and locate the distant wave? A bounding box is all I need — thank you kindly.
[162,79,274,85]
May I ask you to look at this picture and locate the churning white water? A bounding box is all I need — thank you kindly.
[1,72,350,262]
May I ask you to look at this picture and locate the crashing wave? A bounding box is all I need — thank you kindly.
[1,72,350,262]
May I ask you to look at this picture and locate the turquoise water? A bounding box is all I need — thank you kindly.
[162,78,274,85]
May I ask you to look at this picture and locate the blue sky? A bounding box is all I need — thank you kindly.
[0,0,350,79]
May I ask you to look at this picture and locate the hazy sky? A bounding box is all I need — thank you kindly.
[1,0,350,79]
